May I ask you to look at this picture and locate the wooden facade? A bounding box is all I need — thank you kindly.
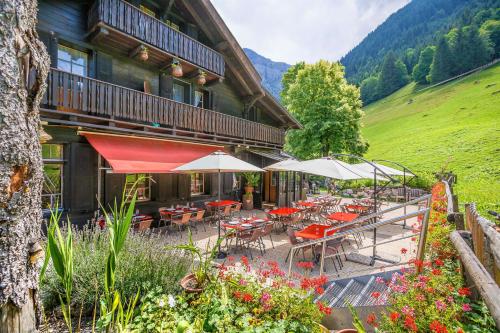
[37,0,301,225]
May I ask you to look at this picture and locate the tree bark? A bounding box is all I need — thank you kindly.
[0,1,49,332]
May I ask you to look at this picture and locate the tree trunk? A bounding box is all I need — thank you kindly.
[0,1,49,332]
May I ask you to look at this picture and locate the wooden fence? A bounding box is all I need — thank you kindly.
[443,178,500,329]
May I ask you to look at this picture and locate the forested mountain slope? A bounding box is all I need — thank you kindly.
[341,0,498,85]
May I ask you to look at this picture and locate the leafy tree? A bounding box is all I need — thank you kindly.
[412,46,435,84]
[377,52,409,98]
[429,37,455,83]
[402,48,419,73]
[480,19,500,57]
[281,60,368,159]
[463,25,493,69]
[360,76,379,105]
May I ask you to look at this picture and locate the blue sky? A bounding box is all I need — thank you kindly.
[211,0,410,64]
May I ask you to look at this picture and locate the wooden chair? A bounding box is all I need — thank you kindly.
[314,238,345,273]
[285,228,313,263]
[222,205,232,221]
[190,209,206,232]
[238,227,264,259]
[230,203,242,218]
[171,213,192,237]
[158,207,170,228]
[260,223,275,250]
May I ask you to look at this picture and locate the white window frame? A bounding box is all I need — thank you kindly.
[125,173,151,202]
[42,144,64,209]
[191,173,204,196]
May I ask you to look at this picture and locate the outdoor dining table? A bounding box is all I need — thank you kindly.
[268,207,301,216]
[206,200,239,207]
[327,212,359,223]
[344,204,370,212]
[160,207,200,217]
[295,201,317,208]
[295,223,337,240]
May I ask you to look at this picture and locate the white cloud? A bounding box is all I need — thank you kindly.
[211,0,410,64]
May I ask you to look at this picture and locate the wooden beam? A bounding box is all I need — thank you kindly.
[89,26,109,44]
[450,231,500,330]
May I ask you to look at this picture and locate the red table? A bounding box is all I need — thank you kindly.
[269,207,300,216]
[327,212,359,223]
[206,200,239,207]
[344,204,369,212]
[295,201,316,207]
[295,224,336,240]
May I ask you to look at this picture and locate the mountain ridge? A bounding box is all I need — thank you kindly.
[244,48,291,101]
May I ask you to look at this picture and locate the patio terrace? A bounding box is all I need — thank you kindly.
[152,197,421,280]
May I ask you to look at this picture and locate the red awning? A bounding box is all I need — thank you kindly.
[81,132,223,173]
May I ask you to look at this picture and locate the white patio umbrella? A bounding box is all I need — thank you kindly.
[264,158,302,172]
[353,162,408,176]
[294,157,376,180]
[173,150,264,257]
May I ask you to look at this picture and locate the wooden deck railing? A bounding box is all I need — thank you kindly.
[443,179,500,329]
[88,0,225,77]
[40,68,284,146]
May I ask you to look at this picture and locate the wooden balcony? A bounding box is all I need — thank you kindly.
[88,0,225,79]
[39,68,285,148]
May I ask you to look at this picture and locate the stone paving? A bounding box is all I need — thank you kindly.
[159,198,421,280]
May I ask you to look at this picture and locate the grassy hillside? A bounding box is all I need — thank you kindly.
[362,64,500,214]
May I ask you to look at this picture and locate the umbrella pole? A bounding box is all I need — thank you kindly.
[217,171,226,259]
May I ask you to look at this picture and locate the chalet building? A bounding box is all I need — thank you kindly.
[36,0,304,225]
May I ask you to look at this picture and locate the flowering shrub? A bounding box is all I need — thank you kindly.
[131,257,329,332]
[377,182,496,332]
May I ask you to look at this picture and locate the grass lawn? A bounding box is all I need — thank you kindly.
[362,64,500,216]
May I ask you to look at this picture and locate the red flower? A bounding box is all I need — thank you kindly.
[458,287,471,296]
[241,256,249,267]
[400,248,408,254]
[317,302,332,315]
[315,286,325,295]
[296,261,314,270]
[227,255,235,262]
[366,313,378,327]
[404,315,417,332]
[434,258,444,266]
[242,293,253,302]
[429,320,448,333]
[390,312,400,322]
[371,291,381,298]
[432,268,442,275]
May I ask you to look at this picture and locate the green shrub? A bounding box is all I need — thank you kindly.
[41,227,189,314]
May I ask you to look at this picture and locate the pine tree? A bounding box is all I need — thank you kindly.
[412,46,435,84]
[429,37,455,83]
[377,52,409,98]
[464,25,493,70]
[360,76,379,105]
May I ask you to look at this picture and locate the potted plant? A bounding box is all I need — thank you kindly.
[167,230,223,293]
[242,172,260,210]
[171,59,183,77]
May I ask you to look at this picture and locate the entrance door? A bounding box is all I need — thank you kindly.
[264,171,277,204]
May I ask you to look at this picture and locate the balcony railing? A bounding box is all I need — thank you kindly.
[88,0,225,77]
[39,68,284,147]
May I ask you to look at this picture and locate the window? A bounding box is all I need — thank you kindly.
[173,83,185,103]
[42,144,64,209]
[57,45,88,76]
[173,80,191,104]
[125,174,151,202]
[191,173,204,196]
[194,90,204,108]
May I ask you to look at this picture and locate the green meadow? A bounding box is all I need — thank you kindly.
[362,64,500,215]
